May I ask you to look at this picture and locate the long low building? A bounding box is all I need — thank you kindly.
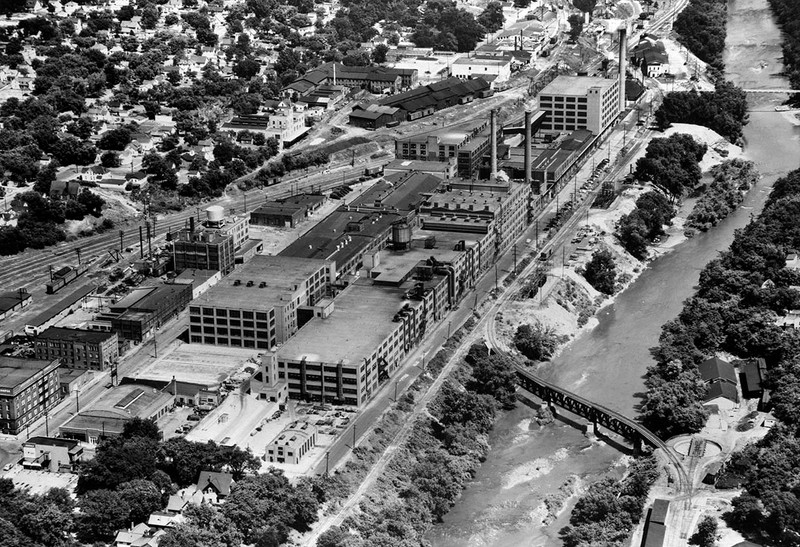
[60,384,174,443]
[0,289,31,322]
[376,77,492,122]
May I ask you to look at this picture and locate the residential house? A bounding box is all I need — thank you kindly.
[195,471,234,504]
[699,356,739,409]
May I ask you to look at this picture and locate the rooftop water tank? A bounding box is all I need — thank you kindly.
[206,205,225,224]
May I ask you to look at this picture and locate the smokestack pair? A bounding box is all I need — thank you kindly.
[524,110,532,187]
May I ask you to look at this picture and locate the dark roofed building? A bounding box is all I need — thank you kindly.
[197,471,234,499]
[699,357,737,385]
[649,499,670,525]
[349,104,404,130]
[0,289,31,321]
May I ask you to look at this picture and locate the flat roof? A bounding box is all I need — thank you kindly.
[384,159,455,172]
[277,282,409,366]
[0,356,57,389]
[540,75,618,96]
[129,343,258,387]
[370,246,462,285]
[37,327,115,344]
[280,209,403,265]
[174,269,219,284]
[193,255,330,311]
[351,172,443,211]
[61,384,173,433]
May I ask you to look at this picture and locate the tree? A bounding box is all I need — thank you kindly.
[52,135,97,166]
[465,345,517,409]
[689,515,718,547]
[76,489,131,543]
[101,150,121,168]
[234,58,260,79]
[98,127,132,151]
[372,44,389,64]
[222,471,319,544]
[477,2,504,32]
[122,417,161,441]
[513,322,564,361]
[118,479,164,524]
[641,370,708,437]
[573,0,598,16]
[568,14,584,42]
[583,249,617,295]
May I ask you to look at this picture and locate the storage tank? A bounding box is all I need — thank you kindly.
[206,205,225,227]
[391,221,412,250]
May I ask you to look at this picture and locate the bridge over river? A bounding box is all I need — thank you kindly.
[515,367,691,492]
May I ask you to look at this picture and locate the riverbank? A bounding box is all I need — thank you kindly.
[495,123,744,361]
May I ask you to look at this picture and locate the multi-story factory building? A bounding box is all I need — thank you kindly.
[537,76,620,135]
[189,255,334,350]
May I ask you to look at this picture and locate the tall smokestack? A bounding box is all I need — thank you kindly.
[524,110,532,188]
[618,26,627,114]
[490,109,498,180]
[189,216,195,233]
[139,226,144,259]
[146,222,152,257]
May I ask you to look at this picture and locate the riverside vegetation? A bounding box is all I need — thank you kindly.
[317,342,519,547]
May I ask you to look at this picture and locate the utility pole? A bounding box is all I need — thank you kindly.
[494,263,498,291]
[513,244,517,273]
[119,230,124,252]
[75,248,81,265]
[325,452,329,475]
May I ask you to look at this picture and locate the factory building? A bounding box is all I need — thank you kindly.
[537,76,620,135]
[189,255,334,350]
[172,207,250,275]
[99,283,193,342]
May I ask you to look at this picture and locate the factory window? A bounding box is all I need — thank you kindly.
[190,316,200,323]
[190,307,200,314]
[257,341,268,349]
[229,310,240,318]
[202,308,213,315]
[216,318,227,325]
[204,336,215,344]
[243,311,253,319]
[230,329,241,336]
[578,97,587,103]
[256,312,268,321]
[229,319,241,327]
[256,322,268,330]
[244,330,254,338]
[243,320,254,328]
[243,340,255,348]
[217,338,229,345]
[203,326,214,334]
[217,328,228,335]
[215,309,227,317]
[203,317,214,324]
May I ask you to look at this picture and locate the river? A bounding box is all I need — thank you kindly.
[426,0,800,545]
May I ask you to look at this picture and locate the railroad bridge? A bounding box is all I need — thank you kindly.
[515,368,665,454]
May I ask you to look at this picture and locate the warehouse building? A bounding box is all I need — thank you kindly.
[0,289,31,321]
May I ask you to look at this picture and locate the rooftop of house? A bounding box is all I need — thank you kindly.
[192,255,331,311]
[699,356,737,385]
[196,470,234,496]
[540,75,618,96]
[705,380,739,403]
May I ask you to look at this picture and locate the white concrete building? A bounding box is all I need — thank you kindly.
[536,75,620,135]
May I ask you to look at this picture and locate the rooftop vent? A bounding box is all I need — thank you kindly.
[233,279,242,286]
[259,282,267,288]
[246,280,254,287]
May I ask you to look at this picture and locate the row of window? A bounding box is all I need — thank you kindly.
[190,307,272,321]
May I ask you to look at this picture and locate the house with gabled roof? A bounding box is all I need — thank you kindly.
[196,470,234,504]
